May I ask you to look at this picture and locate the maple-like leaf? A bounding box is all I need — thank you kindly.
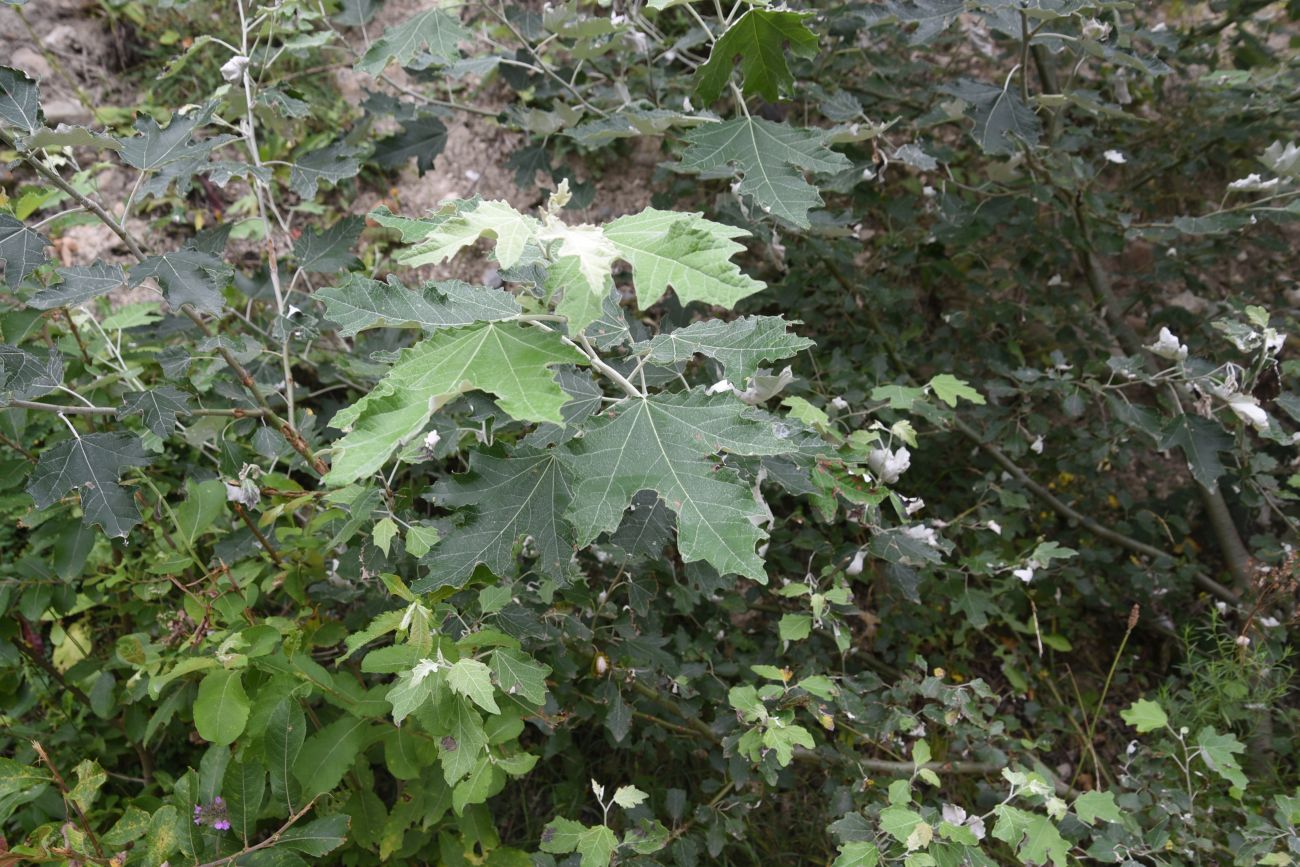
[0,65,42,133]
[417,447,575,591]
[28,263,126,310]
[294,216,364,272]
[695,9,818,105]
[356,8,469,74]
[677,118,850,228]
[26,432,151,537]
[604,208,764,309]
[325,322,586,485]
[118,386,192,438]
[289,142,362,199]
[941,79,1041,156]
[0,343,63,399]
[373,200,540,271]
[372,115,448,176]
[129,250,232,314]
[646,316,813,382]
[317,274,520,337]
[561,392,799,582]
[0,213,49,288]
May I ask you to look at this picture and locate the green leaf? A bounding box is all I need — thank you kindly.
[117,111,220,171]
[446,657,499,714]
[278,814,350,856]
[1159,414,1233,491]
[173,478,226,546]
[762,722,814,765]
[604,208,766,310]
[879,804,924,843]
[0,65,42,133]
[356,8,469,74]
[942,79,1041,156]
[289,141,361,199]
[439,695,488,782]
[193,669,250,746]
[540,816,586,856]
[372,517,398,555]
[265,699,305,814]
[612,784,649,809]
[1073,790,1121,826]
[1196,727,1248,789]
[293,216,363,272]
[295,716,372,798]
[694,9,818,104]
[1120,698,1169,733]
[490,648,551,705]
[778,613,812,641]
[372,115,448,176]
[832,841,880,867]
[27,432,151,537]
[374,200,539,271]
[129,251,232,315]
[646,316,811,383]
[575,825,618,867]
[419,448,574,591]
[141,805,180,867]
[27,262,126,309]
[0,343,62,399]
[316,273,520,337]
[405,524,441,558]
[222,760,265,842]
[0,213,50,288]
[562,392,798,582]
[928,374,985,407]
[889,0,963,44]
[118,386,192,439]
[387,662,440,725]
[325,322,586,485]
[991,805,1068,867]
[677,118,850,228]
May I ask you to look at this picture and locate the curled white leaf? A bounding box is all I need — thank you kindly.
[1147,326,1188,361]
[867,446,910,485]
[220,55,250,83]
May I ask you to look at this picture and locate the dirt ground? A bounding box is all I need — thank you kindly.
[1,0,658,287]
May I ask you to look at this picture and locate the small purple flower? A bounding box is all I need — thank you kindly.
[194,797,230,832]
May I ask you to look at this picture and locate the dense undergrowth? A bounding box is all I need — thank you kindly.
[0,0,1298,864]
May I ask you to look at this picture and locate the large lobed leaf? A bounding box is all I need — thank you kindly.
[645,315,813,383]
[417,447,575,592]
[325,322,586,485]
[694,10,818,105]
[26,432,151,537]
[561,391,800,582]
[317,274,521,337]
[677,118,850,228]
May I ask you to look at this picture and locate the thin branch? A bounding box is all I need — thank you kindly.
[193,796,321,867]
